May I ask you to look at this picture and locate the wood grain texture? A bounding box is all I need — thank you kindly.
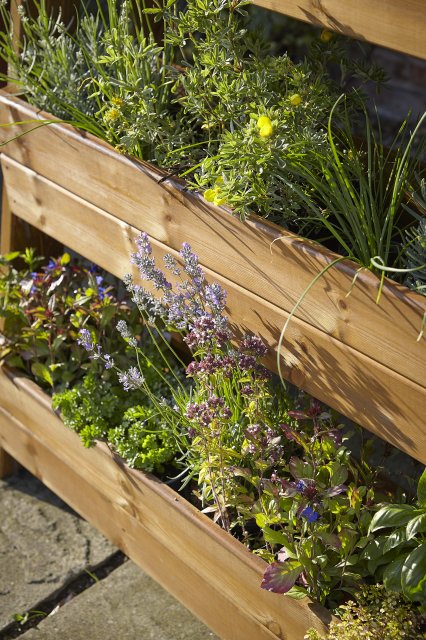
[2,147,426,463]
[252,0,426,60]
[0,367,332,640]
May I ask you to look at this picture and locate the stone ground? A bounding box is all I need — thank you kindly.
[0,467,217,640]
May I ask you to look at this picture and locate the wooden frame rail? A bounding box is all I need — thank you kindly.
[252,0,426,60]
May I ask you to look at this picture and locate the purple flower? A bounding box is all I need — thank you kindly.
[77,328,95,352]
[205,283,227,313]
[180,242,204,283]
[131,233,172,291]
[103,354,115,369]
[241,334,268,358]
[300,506,319,523]
[118,366,145,391]
[163,254,181,276]
[46,259,56,271]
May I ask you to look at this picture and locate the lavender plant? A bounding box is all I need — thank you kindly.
[77,232,417,610]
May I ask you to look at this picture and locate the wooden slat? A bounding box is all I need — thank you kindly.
[0,95,424,390]
[0,367,331,640]
[2,153,425,463]
[252,0,426,60]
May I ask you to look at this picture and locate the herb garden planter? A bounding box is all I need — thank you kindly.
[1,2,426,637]
[0,365,331,640]
[0,91,425,464]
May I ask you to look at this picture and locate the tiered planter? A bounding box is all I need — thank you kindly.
[0,366,331,639]
[0,92,425,464]
[0,1,425,637]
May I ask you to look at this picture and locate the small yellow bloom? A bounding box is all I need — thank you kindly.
[320,29,333,43]
[204,188,218,203]
[104,107,120,121]
[289,93,302,107]
[257,115,272,130]
[259,122,273,137]
[213,195,226,206]
[204,186,226,206]
[111,96,124,106]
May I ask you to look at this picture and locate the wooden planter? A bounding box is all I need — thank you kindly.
[0,365,331,639]
[0,91,425,464]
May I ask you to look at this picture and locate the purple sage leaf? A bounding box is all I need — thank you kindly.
[261,561,303,594]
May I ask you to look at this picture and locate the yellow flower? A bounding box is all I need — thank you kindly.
[289,93,302,107]
[111,96,124,106]
[213,195,226,206]
[104,107,120,122]
[204,186,226,206]
[257,115,272,129]
[320,29,333,43]
[257,115,274,138]
[204,188,218,203]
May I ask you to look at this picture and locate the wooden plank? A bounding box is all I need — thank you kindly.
[0,367,332,639]
[0,95,424,393]
[2,155,425,463]
[252,0,426,60]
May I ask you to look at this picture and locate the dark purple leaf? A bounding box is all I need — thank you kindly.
[324,484,347,498]
[288,411,309,421]
[261,561,303,594]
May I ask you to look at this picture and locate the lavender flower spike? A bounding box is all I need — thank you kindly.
[118,366,145,391]
[77,328,95,352]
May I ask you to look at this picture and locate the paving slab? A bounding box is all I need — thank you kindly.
[19,560,217,640]
[0,468,116,629]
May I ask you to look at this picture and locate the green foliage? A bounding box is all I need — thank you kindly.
[52,372,177,472]
[52,371,136,446]
[0,249,138,390]
[304,584,426,640]
[364,468,426,609]
[2,0,424,280]
[283,100,426,273]
[403,179,426,295]
[108,405,177,472]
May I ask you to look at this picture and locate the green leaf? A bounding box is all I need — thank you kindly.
[417,469,426,507]
[3,251,21,262]
[52,334,67,350]
[369,504,416,532]
[407,512,426,539]
[402,544,426,603]
[255,513,268,529]
[31,362,53,387]
[329,462,348,486]
[383,553,409,593]
[262,526,289,547]
[288,456,314,480]
[286,585,308,599]
[383,528,407,554]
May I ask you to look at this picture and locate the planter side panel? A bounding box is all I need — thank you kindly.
[252,0,426,60]
[0,94,424,393]
[0,368,331,640]
[2,154,426,464]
